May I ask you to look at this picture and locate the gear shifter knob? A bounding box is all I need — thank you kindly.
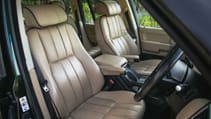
[175,85,183,92]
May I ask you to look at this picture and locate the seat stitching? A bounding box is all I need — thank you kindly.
[64,25,93,94]
[117,16,129,55]
[93,96,116,102]
[36,29,68,114]
[49,64,68,113]
[85,102,114,108]
[114,17,123,54]
[35,30,51,62]
[67,57,85,100]
[57,25,68,56]
[47,27,59,60]
[24,7,42,27]
[103,17,118,55]
[112,16,118,38]
[64,25,74,54]
[116,16,121,37]
[97,17,116,55]
[90,96,117,119]
[112,106,139,113]
[118,16,134,55]
[95,96,143,106]
[108,16,114,39]
[101,102,116,119]
[116,38,124,55]
[78,107,107,115]
[109,105,138,119]
[60,60,79,103]
[105,103,140,119]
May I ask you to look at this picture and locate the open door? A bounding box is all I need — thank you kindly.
[133,1,175,57]
[140,27,175,56]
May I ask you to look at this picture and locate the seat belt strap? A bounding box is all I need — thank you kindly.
[32,58,61,119]
[125,10,137,39]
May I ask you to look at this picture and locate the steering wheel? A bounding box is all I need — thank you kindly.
[134,46,184,101]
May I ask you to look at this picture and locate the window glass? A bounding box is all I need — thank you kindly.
[82,0,94,24]
[81,0,103,23]
[134,0,160,28]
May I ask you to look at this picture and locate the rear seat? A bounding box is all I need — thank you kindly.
[51,1,102,58]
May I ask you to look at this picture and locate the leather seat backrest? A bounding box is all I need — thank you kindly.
[50,1,79,33]
[23,5,104,118]
[95,0,139,56]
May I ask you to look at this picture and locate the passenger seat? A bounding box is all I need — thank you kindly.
[51,0,102,58]
[95,0,161,76]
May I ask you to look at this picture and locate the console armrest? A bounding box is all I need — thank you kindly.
[99,65,125,76]
[95,54,128,76]
[122,55,139,62]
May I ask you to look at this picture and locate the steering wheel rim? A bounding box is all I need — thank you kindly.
[134,46,184,101]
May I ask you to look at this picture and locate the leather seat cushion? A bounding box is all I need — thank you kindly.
[70,91,145,119]
[131,60,161,76]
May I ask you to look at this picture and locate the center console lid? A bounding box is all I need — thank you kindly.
[95,54,128,76]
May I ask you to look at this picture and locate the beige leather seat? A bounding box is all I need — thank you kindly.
[51,0,102,58]
[67,15,102,58]
[23,4,145,119]
[95,0,161,76]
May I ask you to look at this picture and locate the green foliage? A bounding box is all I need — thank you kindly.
[95,13,102,19]
[139,15,160,28]
[82,2,94,23]
[134,0,160,28]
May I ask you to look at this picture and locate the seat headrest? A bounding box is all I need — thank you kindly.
[50,1,66,10]
[95,0,121,16]
[23,4,67,28]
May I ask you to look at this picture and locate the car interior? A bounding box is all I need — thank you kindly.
[0,0,210,119]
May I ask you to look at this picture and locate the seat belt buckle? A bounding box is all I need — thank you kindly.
[42,85,49,92]
[41,80,49,92]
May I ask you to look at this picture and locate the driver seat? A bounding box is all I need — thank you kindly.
[23,4,145,119]
[95,0,161,76]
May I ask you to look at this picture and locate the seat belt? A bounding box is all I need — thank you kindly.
[32,58,61,119]
[125,10,137,39]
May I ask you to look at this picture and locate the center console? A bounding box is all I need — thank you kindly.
[95,54,145,92]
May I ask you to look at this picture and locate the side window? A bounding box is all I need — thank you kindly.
[134,0,160,28]
[80,0,102,24]
[81,0,94,24]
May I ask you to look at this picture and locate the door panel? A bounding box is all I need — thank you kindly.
[140,27,175,56]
